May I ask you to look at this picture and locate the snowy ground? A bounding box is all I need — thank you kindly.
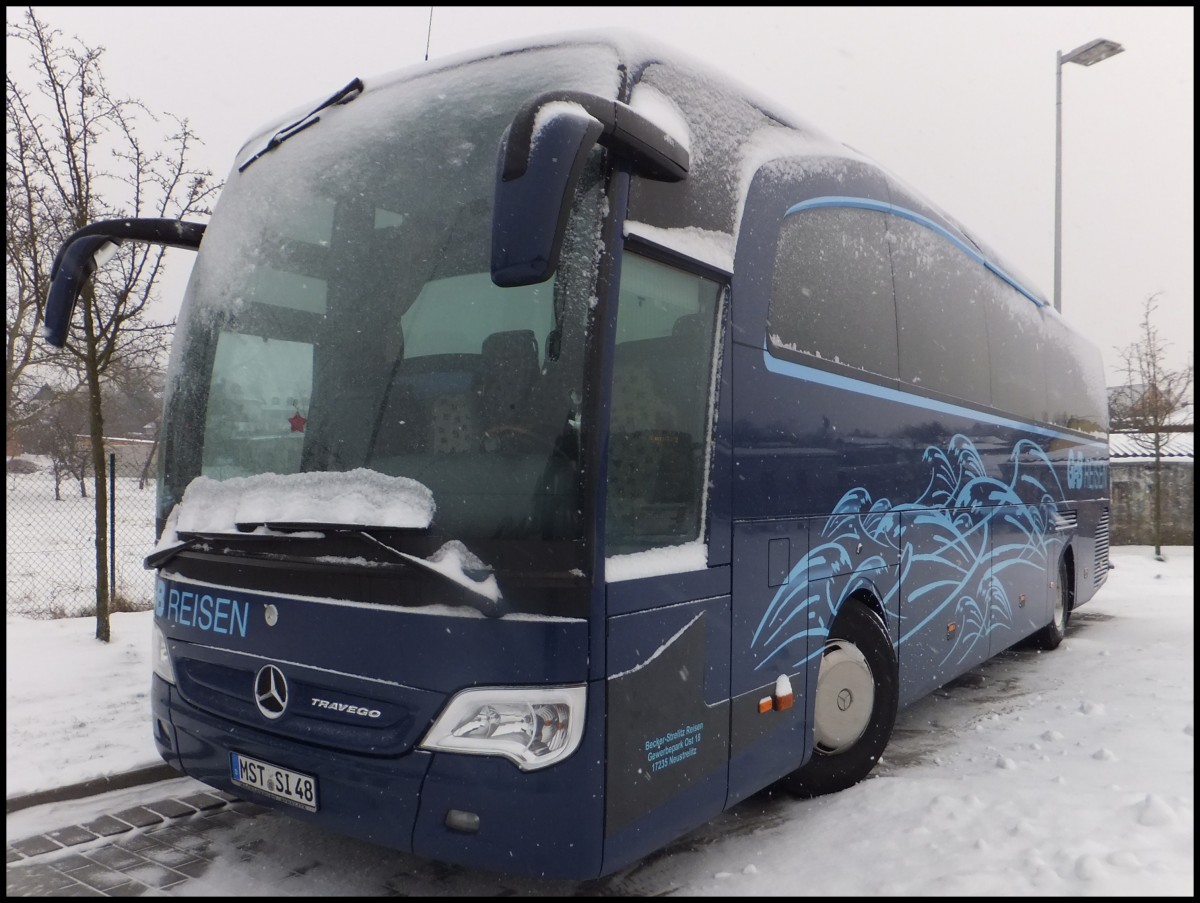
[5,546,1193,895]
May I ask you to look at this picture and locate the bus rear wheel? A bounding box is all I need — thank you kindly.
[781,601,898,798]
[1028,556,1071,651]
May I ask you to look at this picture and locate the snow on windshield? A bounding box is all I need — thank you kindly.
[157,468,435,547]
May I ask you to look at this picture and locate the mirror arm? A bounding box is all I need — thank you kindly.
[43,218,206,348]
[500,90,688,184]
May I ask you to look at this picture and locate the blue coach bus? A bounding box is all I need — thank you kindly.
[45,31,1111,880]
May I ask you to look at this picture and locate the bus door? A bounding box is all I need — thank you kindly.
[599,249,732,872]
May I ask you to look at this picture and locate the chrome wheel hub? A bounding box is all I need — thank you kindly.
[813,639,875,754]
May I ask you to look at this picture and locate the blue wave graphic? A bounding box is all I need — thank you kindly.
[751,434,1068,672]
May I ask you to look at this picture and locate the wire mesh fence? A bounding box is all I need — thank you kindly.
[6,451,159,619]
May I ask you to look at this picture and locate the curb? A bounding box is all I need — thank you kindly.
[5,764,180,815]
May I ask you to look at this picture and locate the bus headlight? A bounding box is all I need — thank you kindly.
[152,622,176,685]
[420,685,586,771]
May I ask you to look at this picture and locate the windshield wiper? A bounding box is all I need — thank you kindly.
[239,521,426,536]
[143,528,323,571]
[145,537,204,571]
[238,77,364,172]
[352,531,507,618]
[203,521,507,619]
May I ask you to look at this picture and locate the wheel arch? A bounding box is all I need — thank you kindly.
[834,579,896,650]
[1061,544,1077,615]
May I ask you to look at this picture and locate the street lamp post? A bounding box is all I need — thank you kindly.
[1054,37,1124,314]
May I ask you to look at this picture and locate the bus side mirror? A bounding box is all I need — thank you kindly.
[42,218,207,348]
[491,91,689,288]
[43,236,118,347]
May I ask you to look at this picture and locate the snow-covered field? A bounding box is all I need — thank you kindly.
[6,462,158,618]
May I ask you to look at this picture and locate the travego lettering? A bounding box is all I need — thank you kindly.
[310,697,382,718]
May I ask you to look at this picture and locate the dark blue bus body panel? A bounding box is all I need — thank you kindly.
[152,574,607,879]
[724,164,1106,734]
[601,572,731,875]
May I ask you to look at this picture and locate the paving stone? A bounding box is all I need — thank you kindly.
[110,807,163,829]
[6,848,24,864]
[179,792,228,811]
[158,830,215,856]
[114,834,167,854]
[235,837,268,854]
[69,862,144,893]
[46,825,99,847]
[50,881,105,896]
[103,880,153,896]
[121,861,191,889]
[143,823,194,846]
[173,858,215,879]
[49,852,96,873]
[81,815,135,838]
[83,845,147,872]
[10,834,64,857]
[209,789,240,803]
[228,800,268,816]
[138,844,202,870]
[198,809,244,829]
[4,860,78,893]
[144,798,197,819]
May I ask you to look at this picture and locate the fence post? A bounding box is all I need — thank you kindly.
[109,452,116,606]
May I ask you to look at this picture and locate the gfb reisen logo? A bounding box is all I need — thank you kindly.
[155,580,250,638]
[1066,449,1108,491]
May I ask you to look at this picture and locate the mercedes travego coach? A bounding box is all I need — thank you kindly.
[43,31,1111,880]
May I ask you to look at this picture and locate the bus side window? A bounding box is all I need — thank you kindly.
[767,207,898,379]
[606,253,721,556]
[888,217,991,406]
[985,280,1049,423]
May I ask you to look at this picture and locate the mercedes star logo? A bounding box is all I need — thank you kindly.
[254,664,289,720]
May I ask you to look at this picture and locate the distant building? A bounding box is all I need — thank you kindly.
[1109,429,1193,546]
[74,434,158,477]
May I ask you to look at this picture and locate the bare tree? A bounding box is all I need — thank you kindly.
[6,7,219,640]
[40,388,91,501]
[1113,293,1194,560]
[5,57,79,442]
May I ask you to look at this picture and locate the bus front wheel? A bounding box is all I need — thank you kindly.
[782,601,898,798]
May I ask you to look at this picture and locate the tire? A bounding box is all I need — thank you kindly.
[1028,556,1071,651]
[781,601,899,798]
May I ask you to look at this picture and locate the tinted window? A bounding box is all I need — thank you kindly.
[767,206,898,378]
[984,280,1049,422]
[606,253,722,555]
[1043,315,1109,434]
[888,217,991,405]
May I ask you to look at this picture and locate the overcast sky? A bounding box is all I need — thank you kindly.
[8,5,1194,386]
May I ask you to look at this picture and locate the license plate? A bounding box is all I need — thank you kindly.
[230,752,318,812]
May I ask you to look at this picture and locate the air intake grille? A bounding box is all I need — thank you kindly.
[1094,508,1110,588]
[1053,510,1078,533]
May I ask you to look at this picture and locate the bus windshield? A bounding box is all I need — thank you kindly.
[159,46,618,559]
